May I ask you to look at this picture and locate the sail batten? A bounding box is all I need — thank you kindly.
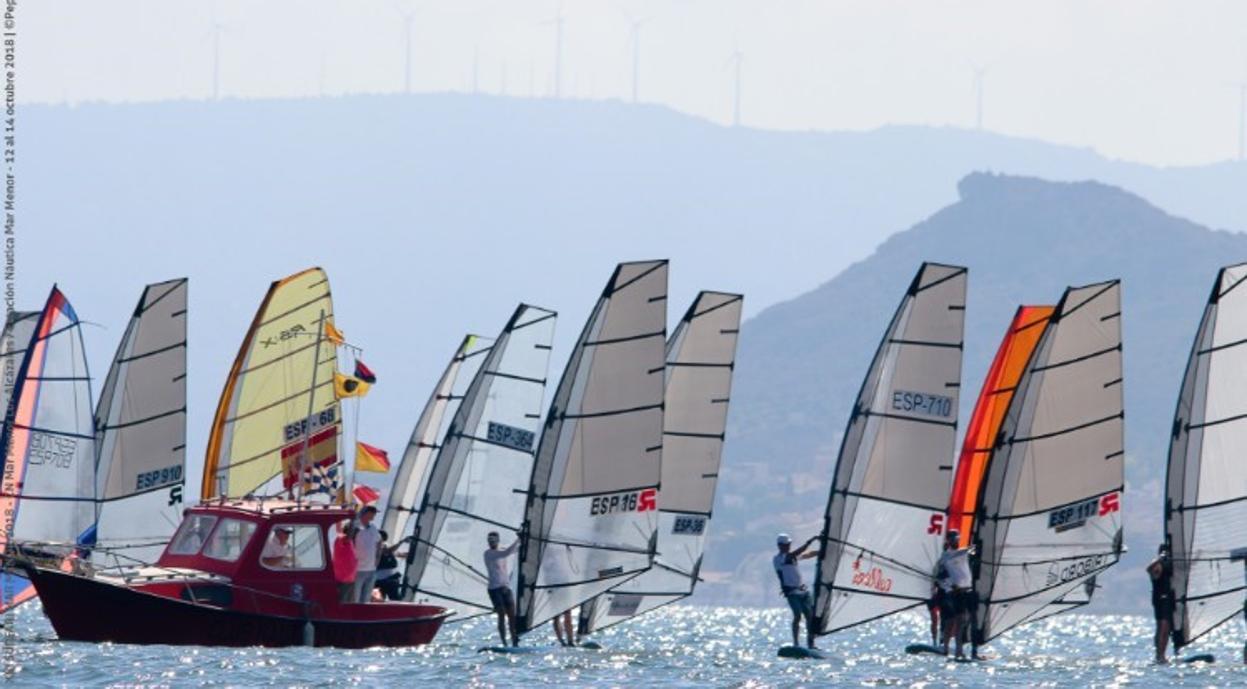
[1166,263,1247,648]
[515,260,669,635]
[811,262,968,636]
[971,280,1125,644]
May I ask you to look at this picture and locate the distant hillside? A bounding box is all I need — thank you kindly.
[706,173,1247,614]
[20,95,1247,498]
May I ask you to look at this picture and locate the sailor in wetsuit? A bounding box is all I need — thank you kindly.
[1147,543,1174,664]
[772,533,819,649]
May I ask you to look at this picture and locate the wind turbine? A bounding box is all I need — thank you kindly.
[541,5,566,98]
[473,46,480,94]
[971,65,988,131]
[727,46,743,127]
[623,13,649,104]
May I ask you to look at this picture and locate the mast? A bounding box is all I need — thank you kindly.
[297,309,327,505]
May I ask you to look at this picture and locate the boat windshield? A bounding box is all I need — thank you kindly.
[204,518,259,562]
[167,514,218,556]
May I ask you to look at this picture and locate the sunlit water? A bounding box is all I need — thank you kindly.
[1,603,1244,687]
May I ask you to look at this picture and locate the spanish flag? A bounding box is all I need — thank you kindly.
[324,321,346,346]
[355,442,391,473]
[334,372,371,398]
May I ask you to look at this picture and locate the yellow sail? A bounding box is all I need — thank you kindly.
[202,268,340,499]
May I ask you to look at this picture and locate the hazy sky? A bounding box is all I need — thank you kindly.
[23,1,1247,166]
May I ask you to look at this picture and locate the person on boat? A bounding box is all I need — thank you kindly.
[374,530,403,601]
[484,530,519,647]
[936,529,973,660]
[353,505,382,603]
[1147,543,1175,664]
[333,522,358,603]
[772,533,819,649]
[260,526,294,569]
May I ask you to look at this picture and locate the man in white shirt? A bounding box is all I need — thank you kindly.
[353,506,381,603]
[936,529,975,659]
[260,526,294,568]
[772,533,820,649]
[483,530,520,647]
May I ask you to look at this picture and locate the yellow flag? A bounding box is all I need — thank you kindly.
[324,321,346,346]
[355,442,391,473]
[334,372,371,399]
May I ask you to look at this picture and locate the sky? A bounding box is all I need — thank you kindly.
[23,0,1247,167]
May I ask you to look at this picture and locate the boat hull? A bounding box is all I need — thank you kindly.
[26,565,448,649]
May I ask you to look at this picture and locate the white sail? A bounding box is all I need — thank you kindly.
[381,334,491,546]
[810,263,968,634]
[515,260,668,635]
[92,278,189,566]
[0,287,96,554]
[581,291,743,632]
[404,305,556,613]
[972,280,1125,643]
[1166,264,1247,648]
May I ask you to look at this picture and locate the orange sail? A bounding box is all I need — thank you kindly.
[947,305,1054,547]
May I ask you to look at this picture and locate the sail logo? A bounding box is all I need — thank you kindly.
[891,390,954,419]
[259,324,308,348]
[927,513,945,535]
[136,464,183,491]
[1045,552,1110,586]
[589,488,657,516]
[28,432,76,469]
[486,421,535,452]
[1047,491,1121,532]
[672,516,706,535]
[283,407,337,442]
[850,558,893,593]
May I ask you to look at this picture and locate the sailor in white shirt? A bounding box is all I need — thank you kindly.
[772,533,820,649]
[260,526,294,569]
[483,531,519,647]
[935,529,976,659]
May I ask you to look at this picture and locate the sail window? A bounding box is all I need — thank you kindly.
[203,518,258,562]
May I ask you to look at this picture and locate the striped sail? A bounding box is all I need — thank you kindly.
[404,305,556,613]
[202,268,339,500]
[947,305,1053,547]
[515,260,668,635]
[580,291,742,633]
[381,334,491,549]
[92,279,189,566]
[0,310,42,611]
[1166,264,1247,649]
[811,263,967,635]
[972,280,1125,643]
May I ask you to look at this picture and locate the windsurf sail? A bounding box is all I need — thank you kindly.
[202,268,339,500]
[403,305,556,613]
[810,263,967,635]
[1166,263,1247,649]
[947,305,1054,547]
[0,288,96,582]
[971,280,1124,644]
[92,278,188,567]
[579,291,743,633]
[514,260,668,635]
[0,310,40,611]
[381,334,491,548]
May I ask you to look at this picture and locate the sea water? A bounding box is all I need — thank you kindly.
[1,603,1243,687]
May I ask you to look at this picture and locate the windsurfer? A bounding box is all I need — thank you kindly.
[484,531,519,647]
[773,533,819,649]
[1147,544,1174,663]
[925,582,942,645]
[936,529,973,659]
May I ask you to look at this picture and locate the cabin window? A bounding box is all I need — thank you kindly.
[167,515,218,555]
[260,524,325,571]
[203,518,258,562]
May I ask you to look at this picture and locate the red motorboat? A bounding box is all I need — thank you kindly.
[22,499,451,648]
